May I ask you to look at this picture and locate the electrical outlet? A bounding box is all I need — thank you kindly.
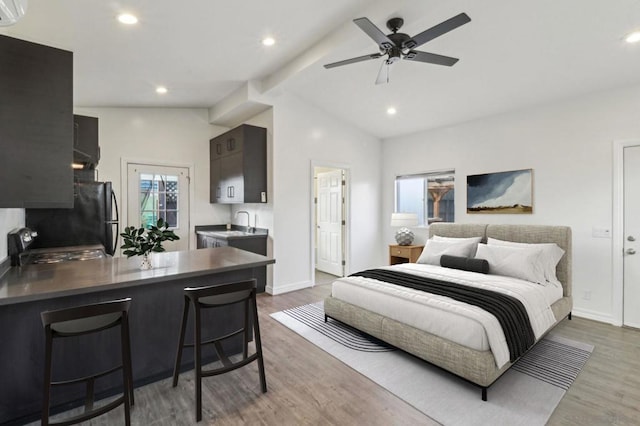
[592,227,611,238]
[583,290,591,301]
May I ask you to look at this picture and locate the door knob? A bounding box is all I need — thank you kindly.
[628,236,636,242]
[626,248,636,255]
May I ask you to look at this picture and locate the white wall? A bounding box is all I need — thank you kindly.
[382,83,640,324]
[0,209,24,262]
[269,93,383,294]
[74,107,230,249]
[230,108,275,289]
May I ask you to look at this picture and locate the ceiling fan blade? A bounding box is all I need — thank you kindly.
[402,13,471,50]
[324,53,383,69]
[353,17,395,50]
[404,50,459,66]
[375,60,391,85]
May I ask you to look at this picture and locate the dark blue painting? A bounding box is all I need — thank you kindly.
[467,169,532,214]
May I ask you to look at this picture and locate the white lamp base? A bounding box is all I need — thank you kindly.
[395,227,415,246]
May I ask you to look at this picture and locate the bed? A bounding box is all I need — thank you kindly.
[323,223,572,400]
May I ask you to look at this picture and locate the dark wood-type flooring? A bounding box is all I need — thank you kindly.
[30,283,640,425]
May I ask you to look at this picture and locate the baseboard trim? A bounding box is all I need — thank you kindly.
[572,308,616,325]
[267,280,312,295]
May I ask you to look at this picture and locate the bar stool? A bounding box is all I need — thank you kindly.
[41,298,134,426]
[172,279,267,422]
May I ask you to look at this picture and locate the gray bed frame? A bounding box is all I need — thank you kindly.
[324,223,573,401]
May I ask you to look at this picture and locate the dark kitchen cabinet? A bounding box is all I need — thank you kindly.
[210,124,267,204]
[73,114,100,169]
[195,226,268,292]
[0,35,73,208]
[196,233,229,248]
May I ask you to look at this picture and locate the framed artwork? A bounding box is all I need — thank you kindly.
[467,169,533,214]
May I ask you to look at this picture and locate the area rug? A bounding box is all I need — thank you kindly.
[270,302,593,426]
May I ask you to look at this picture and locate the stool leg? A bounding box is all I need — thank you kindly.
[251,294,267,393]
[194,302,203,422]
[42,328,53,426]
[172,296,190,387]
[243,298,250,359]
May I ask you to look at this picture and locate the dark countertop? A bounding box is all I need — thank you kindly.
[195,224,268,239]
[0,246,275,306]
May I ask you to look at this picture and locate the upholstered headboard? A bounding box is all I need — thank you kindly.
[429,223,572,297]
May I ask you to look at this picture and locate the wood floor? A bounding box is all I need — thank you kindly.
[35,284,640,425]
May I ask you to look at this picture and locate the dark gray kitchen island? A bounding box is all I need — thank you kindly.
[0,247,275,425]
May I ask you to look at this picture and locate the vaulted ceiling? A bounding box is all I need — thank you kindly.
[3,0,640,138]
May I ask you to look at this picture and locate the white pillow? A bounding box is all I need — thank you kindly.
[474,244,547,284]
[417,239,477,265]
[486,237,565,284]
[432,235,483,257]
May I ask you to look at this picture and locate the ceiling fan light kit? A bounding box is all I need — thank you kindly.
[324,12,471,84]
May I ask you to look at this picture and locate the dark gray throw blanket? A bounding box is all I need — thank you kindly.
[350,269,535,362]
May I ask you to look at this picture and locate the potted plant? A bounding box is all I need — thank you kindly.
[120,218,180,269]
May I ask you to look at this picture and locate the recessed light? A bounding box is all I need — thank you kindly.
[387,107,397,115]
[262,37,276,46]
[118,13,138,25]
[625,31,640,43]
[156,86,168,94]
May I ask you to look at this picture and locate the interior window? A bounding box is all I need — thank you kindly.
[395,170,455,225]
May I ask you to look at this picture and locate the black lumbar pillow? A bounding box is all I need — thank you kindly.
[440,254,490,274]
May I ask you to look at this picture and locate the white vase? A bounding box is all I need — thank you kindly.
[140,254,152,270]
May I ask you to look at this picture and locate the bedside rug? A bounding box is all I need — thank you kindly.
[271,302,593,426]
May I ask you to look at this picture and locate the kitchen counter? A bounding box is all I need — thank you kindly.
[194,224,268,239]
[0,246,274,305]
[195,225,269,292]
[0,247,275,425]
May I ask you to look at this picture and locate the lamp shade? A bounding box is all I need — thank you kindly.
[390,213,419,227]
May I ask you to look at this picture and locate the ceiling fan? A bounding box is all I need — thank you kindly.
[324,13,471,85]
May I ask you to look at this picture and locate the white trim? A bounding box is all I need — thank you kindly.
[572,308,615,325]
[310,160,351,286]
[267,280,312,295]
[612,139,640,327]
[120,158,196,250]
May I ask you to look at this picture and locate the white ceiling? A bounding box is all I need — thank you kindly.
[3,0,640,139]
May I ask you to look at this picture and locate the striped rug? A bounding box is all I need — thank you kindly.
[279,302,394,352]
[272,301,594,425]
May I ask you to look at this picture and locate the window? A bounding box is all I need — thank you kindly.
[395,170,455,226]
[139,173,180,229]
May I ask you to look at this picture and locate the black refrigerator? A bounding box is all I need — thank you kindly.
[25,181,119,255]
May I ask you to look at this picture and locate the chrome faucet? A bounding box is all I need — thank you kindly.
[235,210,253,232]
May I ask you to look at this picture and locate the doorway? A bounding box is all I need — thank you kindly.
[125,162,190,252]
[312,164,349,284]
[613,140,640,328]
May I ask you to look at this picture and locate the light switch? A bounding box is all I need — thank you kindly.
[592,227,611,238]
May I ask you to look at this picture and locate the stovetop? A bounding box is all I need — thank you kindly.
[8,227,109,266]
[23,245,108,264]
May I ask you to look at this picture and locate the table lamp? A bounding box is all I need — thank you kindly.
[390,213,418,245]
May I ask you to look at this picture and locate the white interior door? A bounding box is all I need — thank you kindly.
[127,163,190,252]
[624,146,640,327]
[316,169,344,276]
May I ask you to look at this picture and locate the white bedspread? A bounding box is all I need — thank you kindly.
[330,263,562,368]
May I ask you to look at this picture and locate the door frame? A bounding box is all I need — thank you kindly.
[612,139,640,326]
[310,160,351,286]
[120,158,195,250]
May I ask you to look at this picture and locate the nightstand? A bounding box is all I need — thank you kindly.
[389,244,424,265]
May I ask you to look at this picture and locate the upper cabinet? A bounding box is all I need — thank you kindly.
[0,35,73,208]
[210,124,267,204]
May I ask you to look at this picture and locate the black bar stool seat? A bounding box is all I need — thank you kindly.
[172,279,267,422]
[41,298,134,426]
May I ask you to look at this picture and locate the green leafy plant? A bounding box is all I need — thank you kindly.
[120,218,180,258]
